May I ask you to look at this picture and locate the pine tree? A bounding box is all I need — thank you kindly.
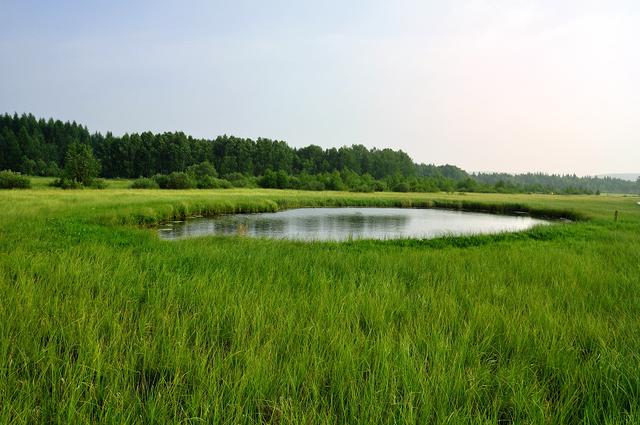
[63,142,101,185]
[0,128,22,171]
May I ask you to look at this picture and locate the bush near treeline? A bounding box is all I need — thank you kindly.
[2,113,639,194]
[130,177,159,189]
[138,162,608,195]
[0,170,31,189]
[49,141,107,189]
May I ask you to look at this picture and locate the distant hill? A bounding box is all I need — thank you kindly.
[597,173,639,182]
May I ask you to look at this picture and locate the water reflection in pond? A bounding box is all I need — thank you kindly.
[159,207,549,241]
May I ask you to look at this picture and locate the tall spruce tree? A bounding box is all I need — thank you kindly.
[63,142,100,185]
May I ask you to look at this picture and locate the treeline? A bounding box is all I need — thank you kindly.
[128,167,468,193]
[0,113,420,179]
[473,172,639,195]
[0,113,467,192]
[1,113,638,194]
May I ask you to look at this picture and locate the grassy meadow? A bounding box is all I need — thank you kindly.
[0,186,639,424]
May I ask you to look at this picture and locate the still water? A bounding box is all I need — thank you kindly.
[158,208,548,241]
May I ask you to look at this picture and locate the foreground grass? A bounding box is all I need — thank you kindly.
[0,188,639,424]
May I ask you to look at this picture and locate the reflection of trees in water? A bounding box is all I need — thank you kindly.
[212,217,287,236]
[167,213,411,239]
[159,209,548,241]
[286,214,409,235]
[250,218,287,234]
[168,220,218,238]
[321,214,408,233]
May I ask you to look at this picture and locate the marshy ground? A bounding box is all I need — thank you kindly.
[1,187,639,423]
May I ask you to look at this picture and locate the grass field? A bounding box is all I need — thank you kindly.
[1,186,639,424]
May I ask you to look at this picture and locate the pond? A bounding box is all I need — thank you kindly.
[158,207,549,241]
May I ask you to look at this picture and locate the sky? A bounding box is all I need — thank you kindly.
[1,0,639,175]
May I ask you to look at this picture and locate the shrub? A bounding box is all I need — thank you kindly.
[153,172,195,189]
[302,180,325,191]
[323,171,346,191]
[89,178,108,189]
[51,176,106,189]
[350,185,373,193]
[372,181,387,192]
[456,178,479,192]
[287,176,301,189]
[131,177,160,189]
[36,159,48,176]
[44,161,61,177]
[297,174,325,191]
[211,178,233,189]
[224,172,244,181]
[21,158,37,175]
[186,161,218,180]
[186,161,220,188]
[258,170,288,189]
[224,172,255,188]
[167,172,194,189]
[194,175,216,189]
[152,174,169,188]
[391,182,410,193]
[50,177,83,189]
[194,175,231,189]
[0,170,31,189]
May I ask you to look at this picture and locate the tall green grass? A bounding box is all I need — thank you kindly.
[1,188,639,423]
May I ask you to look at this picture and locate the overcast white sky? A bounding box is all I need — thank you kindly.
[1,0,638,175]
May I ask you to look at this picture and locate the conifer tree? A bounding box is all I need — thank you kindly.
[63,142,100,185]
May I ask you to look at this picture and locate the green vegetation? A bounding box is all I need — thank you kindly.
[1,185,639,423]
[2,113,639,195]
[473,172,640,195]
[62,141,101,185]
[50,141,102,189]
[152,171,195,190]
[0,169,31,189]
[130,177,160,189]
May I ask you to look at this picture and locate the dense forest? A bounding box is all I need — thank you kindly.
[1,113,638,194]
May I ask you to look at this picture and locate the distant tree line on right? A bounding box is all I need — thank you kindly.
[1,113,639,194]
[471,172,640,195]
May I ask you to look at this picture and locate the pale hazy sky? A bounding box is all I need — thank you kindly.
[1,0,638,174]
